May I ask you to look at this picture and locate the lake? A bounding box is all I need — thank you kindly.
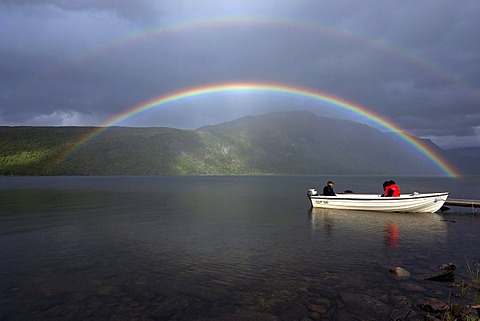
[0,175,479,320]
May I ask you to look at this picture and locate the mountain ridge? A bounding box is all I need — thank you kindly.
[0,111,477,175]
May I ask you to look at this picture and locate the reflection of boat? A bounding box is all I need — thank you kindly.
[307,189,449,213]
[309,208,448,245]
[384,222,399,247]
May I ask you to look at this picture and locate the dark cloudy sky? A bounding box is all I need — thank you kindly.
[1,0,479,149]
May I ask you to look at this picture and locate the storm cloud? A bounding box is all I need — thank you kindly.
[1,0,479,148]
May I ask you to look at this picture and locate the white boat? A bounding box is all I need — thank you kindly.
[307,189,449,213]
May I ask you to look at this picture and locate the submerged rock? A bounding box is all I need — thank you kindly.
[417,298,449,313]
[398,282,426,292]
[339,292,390,317]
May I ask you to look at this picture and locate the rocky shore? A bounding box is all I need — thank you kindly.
[2,262,479,320]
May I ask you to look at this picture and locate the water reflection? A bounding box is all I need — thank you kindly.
[383,222,399,248]
[308,209,334,236]
[309,208,448,246]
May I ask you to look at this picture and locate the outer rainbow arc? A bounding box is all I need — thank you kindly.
[63,16,479,102]
[58,82,461,177]
[33,15,478,107]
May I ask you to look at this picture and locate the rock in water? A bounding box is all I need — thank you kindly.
[389,266,411,278]
[425,263,456,282]
[418,298,449,313]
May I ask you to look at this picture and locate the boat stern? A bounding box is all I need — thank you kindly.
[307,188,318,207]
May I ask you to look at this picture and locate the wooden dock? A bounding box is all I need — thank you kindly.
[444,198,480,213]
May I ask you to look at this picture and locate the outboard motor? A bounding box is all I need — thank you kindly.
[307,188,318,199]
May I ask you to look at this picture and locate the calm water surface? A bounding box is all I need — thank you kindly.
[0,176,479,320]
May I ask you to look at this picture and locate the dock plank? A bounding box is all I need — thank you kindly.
[445,198,480,208]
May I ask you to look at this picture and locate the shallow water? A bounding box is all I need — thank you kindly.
[0,176,479,320]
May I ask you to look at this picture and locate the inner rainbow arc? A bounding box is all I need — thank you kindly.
[62,82,461,177]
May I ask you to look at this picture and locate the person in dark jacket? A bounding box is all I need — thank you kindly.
[381,180,390,197]
[322,180,336,196]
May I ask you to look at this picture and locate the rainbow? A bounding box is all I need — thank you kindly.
[55,16,479,101]
[58,82,461,177]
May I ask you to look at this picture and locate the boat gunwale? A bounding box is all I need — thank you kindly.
[309,192,449,202]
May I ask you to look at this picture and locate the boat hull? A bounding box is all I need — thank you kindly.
[308,192,449,213]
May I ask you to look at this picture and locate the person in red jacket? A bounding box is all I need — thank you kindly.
[383,180,400,197]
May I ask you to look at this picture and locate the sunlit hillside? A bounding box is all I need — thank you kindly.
[0,111,473,176]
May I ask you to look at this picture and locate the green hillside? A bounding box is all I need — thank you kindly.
[0,111,456,176]
[0,126,254,175]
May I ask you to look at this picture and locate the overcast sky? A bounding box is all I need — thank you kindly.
[1,0,479,148]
